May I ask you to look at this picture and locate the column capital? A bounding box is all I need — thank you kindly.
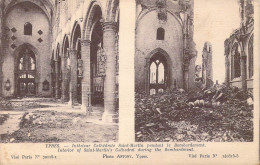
[102,21,118,32]
[61,55,67,59]
[67,48,77,56]
[225,60,230,66]
[81,39,91,46]
[240,50,247,58]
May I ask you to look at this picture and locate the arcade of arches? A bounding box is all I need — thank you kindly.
[0,0,119,123]
[224,0,254,91]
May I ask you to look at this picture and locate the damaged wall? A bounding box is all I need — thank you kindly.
[135,0,197,93]
[224,0,254,91]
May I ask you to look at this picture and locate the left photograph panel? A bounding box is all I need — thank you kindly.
[0,0,119,143]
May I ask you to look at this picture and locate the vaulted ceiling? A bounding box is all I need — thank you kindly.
[4,0,54,22]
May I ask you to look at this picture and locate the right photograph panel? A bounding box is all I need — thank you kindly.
[135,0,254,142]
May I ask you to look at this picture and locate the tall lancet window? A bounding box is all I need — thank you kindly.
[149,53,167,95]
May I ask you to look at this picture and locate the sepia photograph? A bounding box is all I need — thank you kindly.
[135,0,254,142]
[0,0,259,164]
[0,0,119,143]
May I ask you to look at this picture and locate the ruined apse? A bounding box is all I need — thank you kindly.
[135,0,197,94]
[224,0,254,90]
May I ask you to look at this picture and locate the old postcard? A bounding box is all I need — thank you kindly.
[0,0,259,164]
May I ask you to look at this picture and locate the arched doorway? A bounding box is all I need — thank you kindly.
[90,7,104,105]
[17,48,36,96]
[149,53,167,95]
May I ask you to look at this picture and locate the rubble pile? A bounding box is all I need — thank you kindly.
[135,86,253,142]
[0,97,12,110]
[0,114,9,125]
[0,98,42,110]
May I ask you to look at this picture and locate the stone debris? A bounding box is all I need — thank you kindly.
[0,98,118,143]
[0,97,12,109]
[135,85,253,142]
[9,138,15,143]
[0,97,43,110]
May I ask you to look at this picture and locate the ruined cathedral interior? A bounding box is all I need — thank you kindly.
[135,0,254,94]
[0,0,119,123]
[135,0,197,94]
[0,0,255,121]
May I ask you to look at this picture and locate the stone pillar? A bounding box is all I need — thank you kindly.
[202,42,213,88]
[68,49,78,107]
[81,39,92,112]
[206,47,213,87]
[144,57,149,94]
[183,54,190,90]
[225,55,230,87]
[241,51,247,91]
[183,11,189,90]
[102,22,118,123]
[0,1,4,96]
[55,60,60,99]
[61,56,69,102]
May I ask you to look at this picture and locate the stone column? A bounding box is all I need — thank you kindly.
[144,58,149,94]
[0,1,4,96]
[102,22,118,123]
[183,11,189,90]
[206,48,213,87]
[81,39,92,112]
[225,55,230,87]
[55,60,60,99]
[68,49,78,107]
[240,51,247,91]
[61,55,69,102]
[202,42,213,88]
[183,54,190,90]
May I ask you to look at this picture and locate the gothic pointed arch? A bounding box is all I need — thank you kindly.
[14,43,39,96]
[71,22,82,49]
[231,42,242,80]
[146,48,171,94]
[56,43,60,59]
[62,35,70,57]
[81,2,105,105]
[136,8,183,31]
[54,43,62,98]
[4,0,54,24]
[83,1,104,40]
[70,22,82,103]
[60,35,70,101]
[105,0,119,22]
